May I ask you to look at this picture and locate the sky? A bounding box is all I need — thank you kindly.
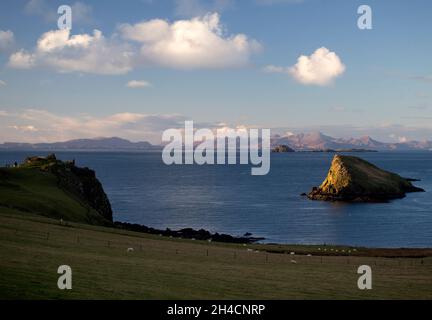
[0,0,431,143]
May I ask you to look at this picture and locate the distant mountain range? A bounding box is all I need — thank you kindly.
[271,132,432,151]
[0,133,431,151]
[0,137,160,151]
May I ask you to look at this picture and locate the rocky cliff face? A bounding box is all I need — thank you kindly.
[308,155,425,202]
[25,154,113,222]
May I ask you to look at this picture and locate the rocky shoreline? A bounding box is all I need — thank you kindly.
[114,221,265,244]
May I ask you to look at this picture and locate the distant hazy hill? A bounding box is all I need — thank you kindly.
[271,132,432,151]
[0,137,161,151]
[0,133,431,151]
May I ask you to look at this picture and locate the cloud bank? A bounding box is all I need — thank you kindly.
[119,13,261,69]
[0,109,190,143]
[8,29,134,75]
[8,13,260,74]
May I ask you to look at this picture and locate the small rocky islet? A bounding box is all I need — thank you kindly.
[307,154,425,202]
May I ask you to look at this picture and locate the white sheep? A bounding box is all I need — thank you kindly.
[127,247,134,253]
[290,260,297,264]
[290,252,295,255]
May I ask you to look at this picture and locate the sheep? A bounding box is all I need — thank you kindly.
[127,247,134,253]
[290,260,297,264]
[290,252,295,255]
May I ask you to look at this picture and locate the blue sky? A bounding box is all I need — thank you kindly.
[0,0,431,143]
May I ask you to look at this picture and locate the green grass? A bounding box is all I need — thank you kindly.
[0,212,431,300]
[0,167,110,225]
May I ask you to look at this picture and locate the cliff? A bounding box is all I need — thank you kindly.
[0,154,113,225]
[307,155,425,202]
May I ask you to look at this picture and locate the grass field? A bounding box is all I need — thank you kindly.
[0,211,431,300]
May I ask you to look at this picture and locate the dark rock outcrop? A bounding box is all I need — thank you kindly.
[114,222,265,244]
[24,154,113,222]
[307,155,425,202]
[272,145,295,153]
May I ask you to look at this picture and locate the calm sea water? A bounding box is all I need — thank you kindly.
[1,151,431,248]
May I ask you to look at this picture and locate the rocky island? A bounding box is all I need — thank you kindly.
[307,155,425,202]
[272,145,295,153]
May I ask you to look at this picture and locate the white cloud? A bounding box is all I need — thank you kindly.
[9,29,134,75]
[289,47,345,86]
[8,50,36,69]
[263,48,345,86]
[126,80,152,88]
[119,13,260,69]
[9,13,258,74]
[0,30,15,52]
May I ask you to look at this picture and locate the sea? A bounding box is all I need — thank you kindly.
[1,151,431,248]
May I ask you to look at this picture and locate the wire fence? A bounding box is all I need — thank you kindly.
[1,224,430,268]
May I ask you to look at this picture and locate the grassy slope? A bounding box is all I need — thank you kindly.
[0,167,110,225]
[1,212,431,300]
